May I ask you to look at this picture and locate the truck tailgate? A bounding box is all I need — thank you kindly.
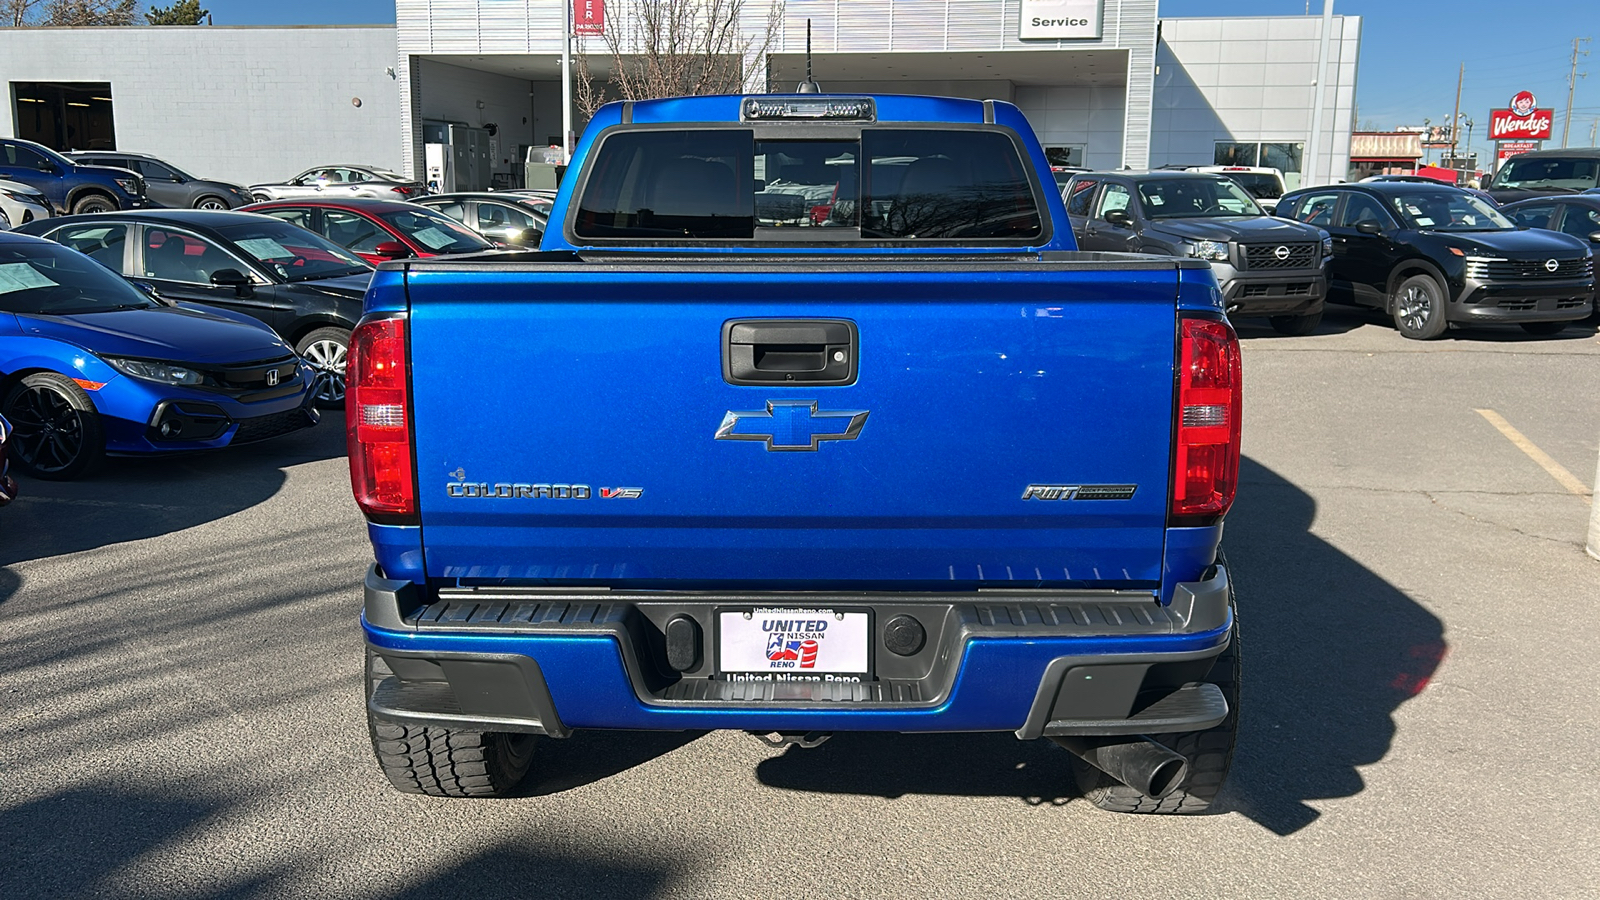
[405,259,1179,587]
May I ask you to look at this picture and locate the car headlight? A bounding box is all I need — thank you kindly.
[1187,240,1229,261]
[113,176,141,195]
[1322,236,1334,257]
[105,358,204,386]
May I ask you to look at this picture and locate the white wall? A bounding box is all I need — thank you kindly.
[1152,15,1361,185]
[1014,85,1129,169]
[0,25,401,186]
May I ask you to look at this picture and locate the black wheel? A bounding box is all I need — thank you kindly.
[294,326,350,409]
[1390,274,1449,340]
[2,372,106,480]
[194,195,230,210]
[252,192,272,203]
[365,649,537,797]
[70,193,116,215]
[1071,567,1239,814]
[1519,321,1567,336]
[1268,309,1323,336]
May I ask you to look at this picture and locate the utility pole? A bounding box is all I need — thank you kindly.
[1591,117,1599,146]
[1450,63,1464,167]
[1563,37,1591,148]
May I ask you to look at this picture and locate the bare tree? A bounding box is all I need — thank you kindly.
[41,0,138,25]
[1,0,45,26]
[575,0,783,122]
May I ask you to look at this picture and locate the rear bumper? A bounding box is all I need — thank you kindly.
[362,563,1234,739]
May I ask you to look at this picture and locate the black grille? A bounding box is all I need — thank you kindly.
[232,409,316,444]
[1237,282,1314,299]
[1466,257,1592,280]
[1240,242,1318,270]
[200,355,300,393]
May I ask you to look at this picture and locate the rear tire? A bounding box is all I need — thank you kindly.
[1268,309,1323,336]
[2,372,106,480]
[1071,566,1239,814]
[294,326,350,409]
[1390,274,1449,340]
[365,649,537,797]
[1519,321,1567,336]
[70,193,116,215]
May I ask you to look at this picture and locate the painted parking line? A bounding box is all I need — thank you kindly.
[1474,408,1592,497]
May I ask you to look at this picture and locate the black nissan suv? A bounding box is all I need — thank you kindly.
[1063,171,1330,334]
[1277,181,1594,338]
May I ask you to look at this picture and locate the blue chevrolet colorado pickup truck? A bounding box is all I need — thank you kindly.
[350,93,1243,814]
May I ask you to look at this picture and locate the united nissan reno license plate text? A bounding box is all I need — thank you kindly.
[719,608,870,677]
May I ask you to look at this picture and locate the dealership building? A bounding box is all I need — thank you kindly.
[0,0,1360,192]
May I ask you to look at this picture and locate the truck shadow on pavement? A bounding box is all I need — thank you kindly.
[0,418,345,573]
[756,457,1447,836]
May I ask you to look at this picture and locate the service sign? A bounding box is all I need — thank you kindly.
[1020,0,1103,40]
[1490,91,1553,140]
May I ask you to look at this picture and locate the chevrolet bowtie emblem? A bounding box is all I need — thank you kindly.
[715,400,870,451]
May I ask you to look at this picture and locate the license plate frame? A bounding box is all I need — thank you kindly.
[715,607,872,678]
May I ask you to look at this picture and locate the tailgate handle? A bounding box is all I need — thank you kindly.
[722,319,858,386]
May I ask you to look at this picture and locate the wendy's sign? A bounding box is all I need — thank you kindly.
[1490,92,1553,141]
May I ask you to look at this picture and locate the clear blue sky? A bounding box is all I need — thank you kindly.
[1160,0,1598,161]
[199,0,1599,159]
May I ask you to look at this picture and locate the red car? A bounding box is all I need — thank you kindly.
[239,198,494,265]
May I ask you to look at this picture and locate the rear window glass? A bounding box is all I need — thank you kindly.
[573,128,1043,242]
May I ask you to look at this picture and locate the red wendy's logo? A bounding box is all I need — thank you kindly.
[1510,91,1537,117]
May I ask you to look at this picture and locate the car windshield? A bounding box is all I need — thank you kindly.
[377,208,494,253]
[1493,157,1600,191]
[0,241,158,315]
[214,220,373,282]
[1222,173,1283,199]
[1137,178,1261,218]
[1389,192,1513,232]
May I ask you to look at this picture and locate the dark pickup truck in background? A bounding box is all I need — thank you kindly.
[0,137,147,215]
[351,94,1244,815]
[1064,170,1330,335]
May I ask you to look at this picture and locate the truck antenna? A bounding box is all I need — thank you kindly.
[797,19,822,93]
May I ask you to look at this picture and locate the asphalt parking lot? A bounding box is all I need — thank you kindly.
[3,307,1599,900]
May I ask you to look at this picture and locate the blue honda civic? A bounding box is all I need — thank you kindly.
[0,230,318,479]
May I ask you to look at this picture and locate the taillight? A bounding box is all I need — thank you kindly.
[391,185,416,196]
[1171,316,1242,524]
[346,316,416,523]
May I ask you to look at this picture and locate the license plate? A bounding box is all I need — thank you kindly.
[718,608,870,675]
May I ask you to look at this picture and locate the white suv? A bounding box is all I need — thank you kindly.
[1186,166,1287,215]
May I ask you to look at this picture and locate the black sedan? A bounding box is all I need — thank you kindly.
[412,192,549,247]
[69,151,252,210]
[17,210,372,405]
[1277,182,1593,338]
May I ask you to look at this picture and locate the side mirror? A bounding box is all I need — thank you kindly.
[209,267,254,296]
[372,240,412,259]
[1356,220,1385,235]
[517,227,542,246]
[130,281,170,304]
[1104,208,1135,228]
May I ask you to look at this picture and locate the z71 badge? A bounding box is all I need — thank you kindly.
[1021,484,1138,501]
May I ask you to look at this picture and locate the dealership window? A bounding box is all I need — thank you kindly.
[10,82,115,152]
[1044,146,1086,168]
[1215,141,1305,190]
